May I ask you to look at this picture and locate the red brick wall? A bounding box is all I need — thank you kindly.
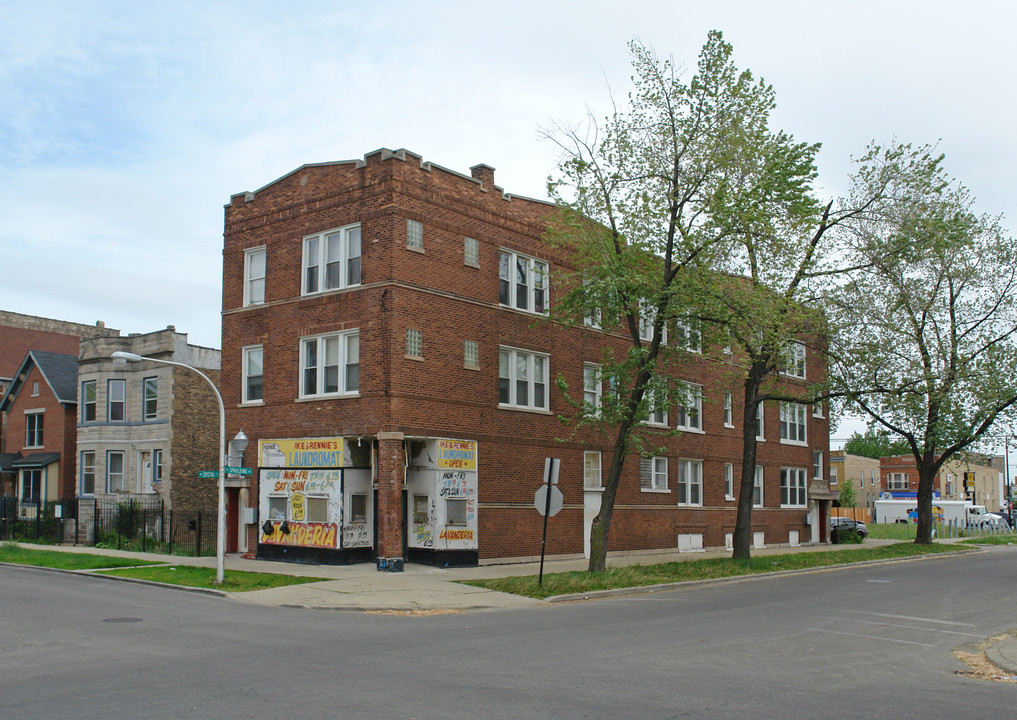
[221,149,829,560]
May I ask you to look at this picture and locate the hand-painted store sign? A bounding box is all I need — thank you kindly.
[437,440,477,470]
[259,438,344,468]
[261,520,338,548]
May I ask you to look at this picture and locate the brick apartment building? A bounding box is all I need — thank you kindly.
[221,148,832,569]
[880,454,1001,511]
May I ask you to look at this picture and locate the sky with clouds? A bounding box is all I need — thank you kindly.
[2,1,1015,441]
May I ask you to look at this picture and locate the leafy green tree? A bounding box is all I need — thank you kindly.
[829,145,1017,544]
[842,427,910,459]
[837,475,857,508]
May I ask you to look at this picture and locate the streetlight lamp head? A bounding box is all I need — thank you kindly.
[233,430,249,454]
[111,351,144,362]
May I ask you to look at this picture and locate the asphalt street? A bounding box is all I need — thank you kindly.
[2,546,1016,719]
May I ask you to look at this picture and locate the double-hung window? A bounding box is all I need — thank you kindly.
[21,470,41,502]
[583,363,602,413]
[499,250,547,314]
[753,466,764,507]
[244,247,266,305]
[82,380,96,422]
[646,388,668,427]
[143,377,158,421]
[812,450,824,480]
[784,341,806,379]
[80,451,96,495]
[779,402,808,444]
[25,412,43,447]
[583,277,601,329]
[107,450,125,492]
[724,462,735,500]
[302,224,361,295]
[300,331,360,398]
[723,392,734,428]
[674,383,702,432]
[108,379,125,422]
[888,472,909,490]
[781,467,808,507]
[584,451,602,489]
[498,347,548,411]
[755,402,765,440]
[243,346,264,403]
[676,459,703,505]
[641,456,668,491]
[674,318,701,353]
[638,301,667,343]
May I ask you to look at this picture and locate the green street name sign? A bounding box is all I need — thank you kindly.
[198,471,218,479]
[225,466,253,476]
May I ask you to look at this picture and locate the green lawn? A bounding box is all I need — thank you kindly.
[0,543,164,570]
[462,542,970,599]
[96,565,328,592]
[0,542,327,592]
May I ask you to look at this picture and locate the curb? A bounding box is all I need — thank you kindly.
[986,638,1017,676]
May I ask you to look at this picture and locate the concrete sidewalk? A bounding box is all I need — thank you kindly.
[6,538,939,613]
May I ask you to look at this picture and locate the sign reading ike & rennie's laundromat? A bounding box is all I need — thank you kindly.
[436,440,477,470]
[259,438,344,468]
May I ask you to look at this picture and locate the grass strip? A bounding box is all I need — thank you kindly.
[0,542,163,570]
[959,535,1017,546]
[96,564,329,592]
[462,542,970,599]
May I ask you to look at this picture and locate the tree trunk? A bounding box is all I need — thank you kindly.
[587,415,636,572]
[914,451,937,544]
[732,364,766,559]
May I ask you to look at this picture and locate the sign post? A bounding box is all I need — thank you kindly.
[535,457,562,586]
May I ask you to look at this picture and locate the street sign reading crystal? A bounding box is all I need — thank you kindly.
[198,471,218,479]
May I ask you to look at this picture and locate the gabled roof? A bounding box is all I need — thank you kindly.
[0,350,79,411]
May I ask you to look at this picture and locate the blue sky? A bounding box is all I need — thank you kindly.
[2,0,1015,441]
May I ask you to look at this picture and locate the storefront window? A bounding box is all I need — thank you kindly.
[447,498,467,526]
[268,496,287,520]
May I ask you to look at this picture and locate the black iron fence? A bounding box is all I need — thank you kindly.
[0,496,216,557]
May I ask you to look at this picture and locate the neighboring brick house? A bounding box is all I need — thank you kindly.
[830,450,880,518]
[221,147,833,569]
[76,328,222,524]
[0,350,79,507]
[879,454,1001,511]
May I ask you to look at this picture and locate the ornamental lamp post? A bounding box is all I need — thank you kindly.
[111,350,228,584]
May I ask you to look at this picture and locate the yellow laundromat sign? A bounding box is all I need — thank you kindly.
[437,440,477,471]
[259,438,344,468]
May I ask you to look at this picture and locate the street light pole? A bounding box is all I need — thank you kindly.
[112,351,227,584]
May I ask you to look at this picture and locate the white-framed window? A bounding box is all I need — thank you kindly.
[583,363,602,413]
[300,331,360,398]
[830,466,838,485]
[81,380,96,422]
[724,462,734,500]
[407,219,423,250]
[31,381,39,396]
[412,495,429,524]
[674,318,701,353]
[25,412,43,448]
[242,345,264,403]
[583,277,602,329]
[871,470,876,487]
[779,402,808,444]
[723,392,734,428]
[584,451,602,489]
[674,383,702,432]
[812,450,823,480]
[645,388,668,427]
[153,449,163,482]
[676,459,703,505]
[499,250,547,314]
[784,341,806,379]
[498,347,548,411]
[813,402,824,418]
[888,472,909,490]
[244,246,266,306]
[638,301,667,343]
[753,465,764,507]
[640,456,668,492]
[406,329,422,358]
[302,223,361,295]
[755,402,765,440]
[306,496,329,523]
[108,379,125,422]
[107,450,125,492]
[80,451,96,495]
[464,340,479,369]
[143,376,158,421]
[464,237,479,266]
[781,467,808,507]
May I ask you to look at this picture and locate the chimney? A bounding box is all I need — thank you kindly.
[470,164,495,189]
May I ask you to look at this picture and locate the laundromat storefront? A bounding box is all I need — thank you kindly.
[256,437,373,565]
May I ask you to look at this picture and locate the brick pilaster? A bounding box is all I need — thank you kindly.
[375,432,404,571]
